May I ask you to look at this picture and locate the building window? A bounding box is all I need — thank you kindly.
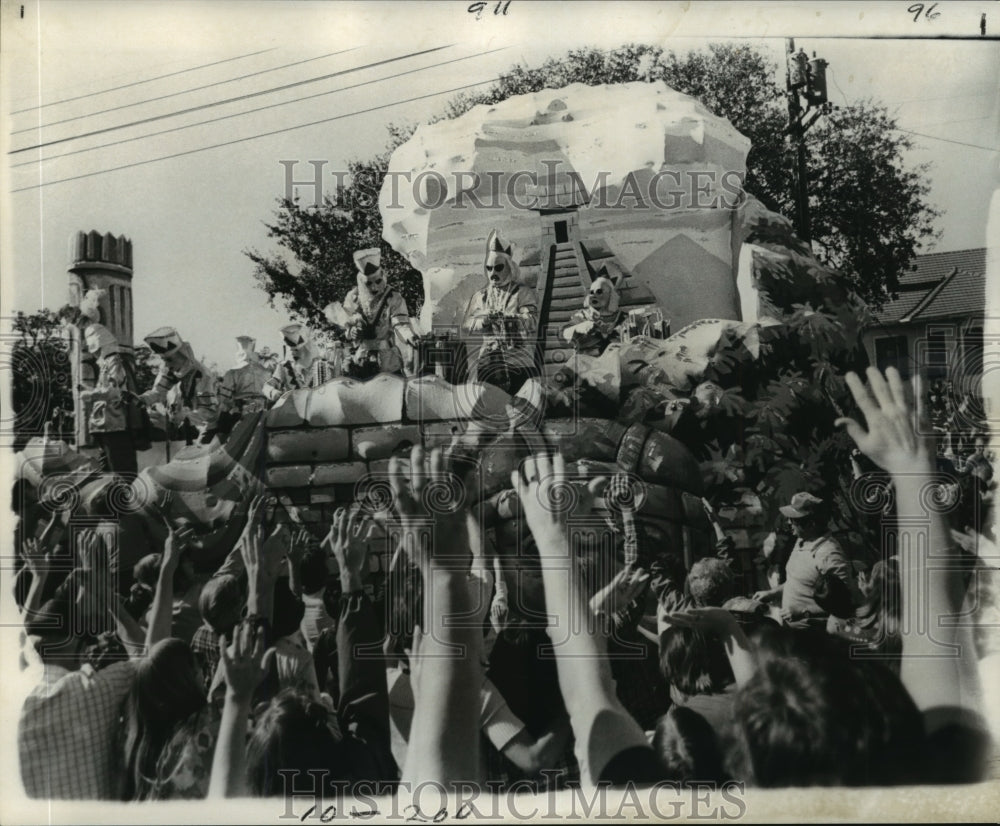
[875,335,909,379]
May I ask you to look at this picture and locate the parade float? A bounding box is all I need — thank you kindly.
[18,80,870,601]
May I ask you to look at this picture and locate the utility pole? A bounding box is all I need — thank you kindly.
[784,38,833,244]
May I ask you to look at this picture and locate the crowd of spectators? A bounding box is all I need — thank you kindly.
[11,367,997,802]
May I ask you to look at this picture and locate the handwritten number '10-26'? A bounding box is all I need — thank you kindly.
[908,3,940,22]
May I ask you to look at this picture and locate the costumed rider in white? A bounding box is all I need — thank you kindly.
[216,335,273,438]
[76,292,147,477]
[462,229,539,395]
[559,274,624,357]
[342,248,417,379]
[263,323,336,401]
[141,327,220,446]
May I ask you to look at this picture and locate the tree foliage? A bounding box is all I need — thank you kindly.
[10,309,159,449]
[246,154,424,331]
[10,309,74,448]
[806,102,939,304]
[132,345,159,394]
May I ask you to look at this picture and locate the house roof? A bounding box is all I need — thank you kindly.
[873,248,986,325]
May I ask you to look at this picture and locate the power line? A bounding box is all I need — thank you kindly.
[828,67,996,109]
[900,116,993,128]
[11,77,501,193]
[11,48,360,135]
[9,48,277,115]
[893,127,998,152]
[10,46,454,155]
[11,48,511,170]
[889,92,997,106]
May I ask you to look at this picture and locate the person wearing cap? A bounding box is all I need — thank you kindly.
[263,322,335,400]
[341,248,417,379]
[963,432,994,484]
[559,272,624,356]
[140,327,220,445]
[462,229,539,394]
[753,491,862,627]
[76,310,146,477]
[216,336,272,437]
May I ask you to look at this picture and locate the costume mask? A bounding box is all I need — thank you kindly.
[484,229,516,287]
[235,336,256,368]
[145,326,189,372]
[83,323,117,356]
[484,251,513,287]
[164,351,190,373]
[281,324,311,361]
[586,277,619,314]
[361,269,387,296]
[79,288,106,324]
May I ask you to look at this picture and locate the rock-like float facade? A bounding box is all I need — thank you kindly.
[380,81,754,335]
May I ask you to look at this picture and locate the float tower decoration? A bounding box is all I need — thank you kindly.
[67,230,134,446]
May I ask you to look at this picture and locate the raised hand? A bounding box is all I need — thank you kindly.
[288,527,312,564]
[39,507,69,551]
[162,519,194,574]
[324,506,373,591]
[240,496,286,583]
[667,607,757,687]
[75,528,101,570]
[489,592,509,635]
[22,536,52,575]
[835,367,930,476]
[219,619,275,704]
[510,452,606,555]
[388,446,472,567]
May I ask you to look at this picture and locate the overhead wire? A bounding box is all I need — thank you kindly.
[11,48,361,135]
[10,47,511,169]
[818,67,998,152]
[11,76,503,193]
[9,48,277,115]
[890,128,998,152]
[10,45,455,155]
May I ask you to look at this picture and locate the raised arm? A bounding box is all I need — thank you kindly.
[325,507,395,777]
[667,607,758,688]
[285,528,309,600]
[146,520,192,650]
[390,447,482,790]
[20,538,54,618]
[836,368,984,724]
[240,496,288,625]
[512,453,653,785]
[208,619,275,798]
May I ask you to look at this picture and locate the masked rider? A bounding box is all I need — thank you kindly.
[141,327,220,446]
[78,319,145,477]
[462,230,538,394]
[559,274,624,357]
[263,323,336,401]
[342,248,417,379]
[216,336,272,437]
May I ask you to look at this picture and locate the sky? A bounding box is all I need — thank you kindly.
[2,0,998,368]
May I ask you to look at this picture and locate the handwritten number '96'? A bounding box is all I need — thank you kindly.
[908,3,940,22]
